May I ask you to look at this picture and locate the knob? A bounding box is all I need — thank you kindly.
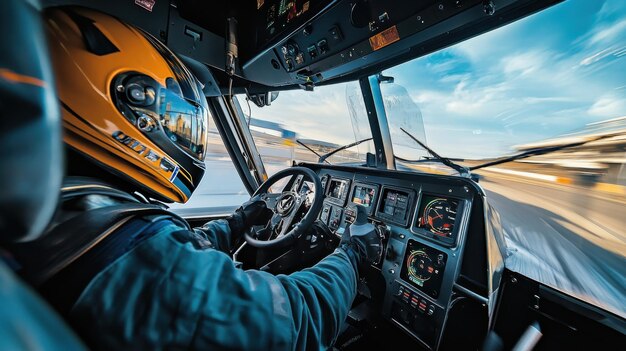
[287,43,297,56]
[303,24,313,36]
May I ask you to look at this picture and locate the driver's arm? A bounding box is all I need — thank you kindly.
[70,219,359,351]
[192,198,268,254]
[275,248,359,350]
[195,215,360,349]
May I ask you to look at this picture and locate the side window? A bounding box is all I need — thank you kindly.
[169,115,249,217]
[238,81,373,177]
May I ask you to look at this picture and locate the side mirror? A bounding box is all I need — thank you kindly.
[246,90,279,107]
[377,73,394,84]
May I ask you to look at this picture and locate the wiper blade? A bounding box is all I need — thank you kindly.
[470,134,616,171]
[296,137,372,164]
[400,128,469,176]
[296,139,330,164]
[318,137,372,164]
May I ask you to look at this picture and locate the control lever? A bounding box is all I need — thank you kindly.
[345,204,382,265]
[352,203,369,226]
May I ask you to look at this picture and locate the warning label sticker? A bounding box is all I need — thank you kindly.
[135,0,156,12]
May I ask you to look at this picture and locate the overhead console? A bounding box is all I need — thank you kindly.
[245,0,480,85]
[241,0,561,87]
[306,163,488,350]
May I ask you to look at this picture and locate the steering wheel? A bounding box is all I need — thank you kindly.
[244,167,324,249]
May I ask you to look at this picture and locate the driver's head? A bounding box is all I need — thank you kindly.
[45,6,209,203]
[0,0,61,243]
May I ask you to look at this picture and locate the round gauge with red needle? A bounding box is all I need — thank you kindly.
[420,198,458,236]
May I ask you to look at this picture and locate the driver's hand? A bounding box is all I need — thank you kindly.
[226,196,270,235]
[340,208,382,271]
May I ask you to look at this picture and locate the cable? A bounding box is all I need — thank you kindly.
[246,96,252,126]
[228,77,233,100]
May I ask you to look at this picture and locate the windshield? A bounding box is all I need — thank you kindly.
[240,81,373,176]
[382,0,625,164]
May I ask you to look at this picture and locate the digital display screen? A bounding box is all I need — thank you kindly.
[400,240,447,298]
[416,195,459,240]
[351,185,376,208]
[256,0,328,48]
[327,179,349,201]
[379,188,410,222]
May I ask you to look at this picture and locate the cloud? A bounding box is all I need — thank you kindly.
[522,97,577,104]
[502,51,549,76]
[588,95,626,117]
[589,19,626,45]
[443,79,512,117]
[580,48,615,66]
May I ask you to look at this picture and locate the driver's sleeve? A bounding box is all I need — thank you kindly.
[70,219,358,351]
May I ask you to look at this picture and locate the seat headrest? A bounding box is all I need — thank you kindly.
[0,0,62,243]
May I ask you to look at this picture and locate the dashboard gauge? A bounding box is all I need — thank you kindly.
[406,249,434,285]
[419,197,458,237]
[401,240,447,298]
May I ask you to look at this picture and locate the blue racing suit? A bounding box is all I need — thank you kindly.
[70,215,359,350]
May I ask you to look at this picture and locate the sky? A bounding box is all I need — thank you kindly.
[246,0,626,159]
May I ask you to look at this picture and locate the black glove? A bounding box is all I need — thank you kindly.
[226,196,270,235]
[340,205,382,269]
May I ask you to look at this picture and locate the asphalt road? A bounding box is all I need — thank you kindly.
[172,157,626,318]
[478,171,626,319]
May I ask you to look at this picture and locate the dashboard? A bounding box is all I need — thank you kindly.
[307,164,485,350]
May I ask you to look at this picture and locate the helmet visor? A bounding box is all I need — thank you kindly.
[159,87,208,161]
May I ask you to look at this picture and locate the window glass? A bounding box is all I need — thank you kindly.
[169,116,249,217]
[239,81,374,176]
[383,0,626,163]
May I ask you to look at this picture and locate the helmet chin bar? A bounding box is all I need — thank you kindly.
[245,167,324,249]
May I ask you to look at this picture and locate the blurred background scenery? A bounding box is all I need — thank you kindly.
[171,0,625,318]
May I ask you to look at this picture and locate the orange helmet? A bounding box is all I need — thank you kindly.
[45,7,209,203]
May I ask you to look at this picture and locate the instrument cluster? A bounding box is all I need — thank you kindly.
[318,174,466,248]
[315,169,475,350]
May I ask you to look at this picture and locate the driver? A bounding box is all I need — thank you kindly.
[28,7,381,350]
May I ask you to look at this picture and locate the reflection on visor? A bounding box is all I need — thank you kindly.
[159,88,208,161]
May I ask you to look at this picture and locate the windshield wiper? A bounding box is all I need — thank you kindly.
[470,134,616,171]
[319,137,372,163]
[296,140,330,164]
[297,137,372,164]
[400,128,469,176]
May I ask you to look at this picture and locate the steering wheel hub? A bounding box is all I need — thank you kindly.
[276,192,297,216]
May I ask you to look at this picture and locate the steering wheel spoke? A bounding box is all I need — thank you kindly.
[260,193,281,209]
[277,203,300,237]
[245,167,323,249]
